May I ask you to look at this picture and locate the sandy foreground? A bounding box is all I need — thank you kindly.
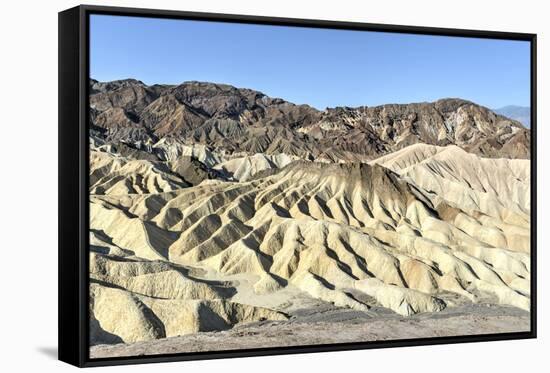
[90,300,529,358]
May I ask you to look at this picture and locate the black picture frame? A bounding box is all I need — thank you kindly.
[58,4,537,368]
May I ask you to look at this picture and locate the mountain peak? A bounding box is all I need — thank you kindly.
[494,105,530,128]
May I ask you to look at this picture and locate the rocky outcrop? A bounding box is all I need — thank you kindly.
[90,80,530,161]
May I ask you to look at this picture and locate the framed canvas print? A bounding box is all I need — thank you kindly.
[58,5,537,367]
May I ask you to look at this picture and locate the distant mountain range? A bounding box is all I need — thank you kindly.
[494,105,530,128]
[89,79,531,160]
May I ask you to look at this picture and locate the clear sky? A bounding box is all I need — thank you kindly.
[90,14,531,110]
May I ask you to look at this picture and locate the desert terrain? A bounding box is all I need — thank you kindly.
[88,79,531,358]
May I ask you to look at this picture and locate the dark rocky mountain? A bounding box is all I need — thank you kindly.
[90,79,531,160]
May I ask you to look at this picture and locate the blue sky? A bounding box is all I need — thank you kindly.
[90,15,530,110]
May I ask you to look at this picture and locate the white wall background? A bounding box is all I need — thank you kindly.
[0,0,546,371]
